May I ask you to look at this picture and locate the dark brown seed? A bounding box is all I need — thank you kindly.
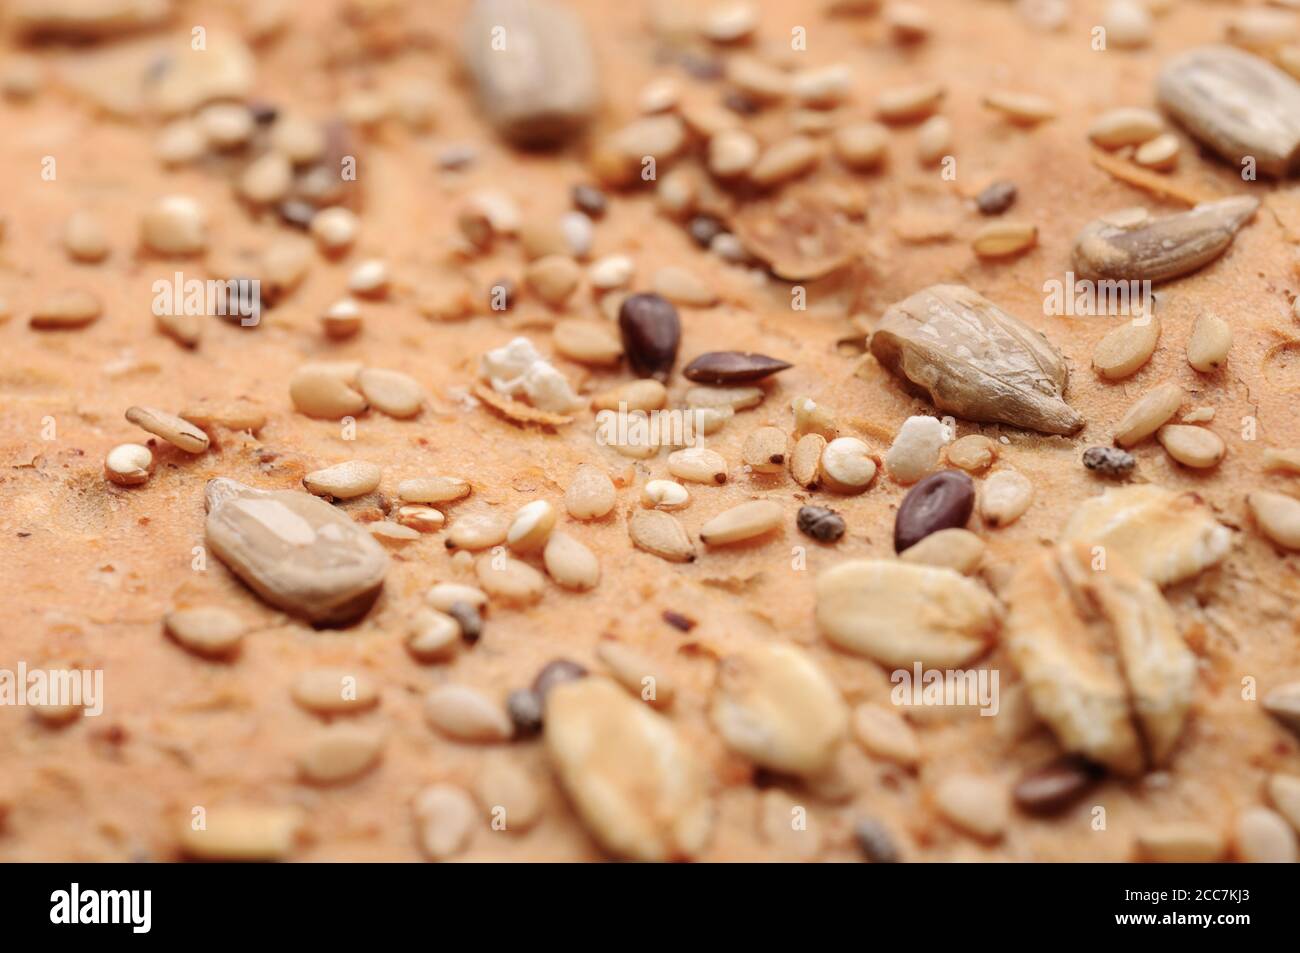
[618,293,681,381]
[248,100,279,124]
[278,200,317,229]
[853,817,901,863]
[1082,446,1136,478]
[723,90,762,115]
[662,610,697,632]
[683,351,793,384]
[975,180,1017,215]
[688,214,726,248]
[572,184,607,219]
[893,470,975,552]
[447,601,482,643]
[797,505,846,543]
[506,688,544,735]
[532,659,588,700]
[1013,756,1104,816]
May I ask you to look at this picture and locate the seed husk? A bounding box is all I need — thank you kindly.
[871,284,1083,435]
[629,509,695,562]
[1157,425,1226,469]
[1185,312,1232,372]
[30,289,102,329]
[1092,312,1160,380]
[357,368,423,419]
[104,443,153,486]
[699,500,782,546]
[1013,756,1104,816]
[618,293,681,382]
[894,470,975,552]
[682,351,793,385]
[1072,197,1259,283]
[1113,382,1184,447]
[542,531,600,590]
[164,606,246,657]
[820,436,877,492]
[413,784,476,860]
[565,464,617,520]
[297,725,383,785]
[178,806,303,862]
[205,478,389,625]
[791,433,827,488]
[898,526,984,574]
[730,186,856,280]
[302,460,382,499]
[1157,45,1300,176]
[475,553,545,605]
[425,684,513,742]
[125,405,209,454]
[292,668,380,715]
[742,427,788,473]
[1082,445,1136,477]
[971,221,1037,258]
[1248,490,1300,551]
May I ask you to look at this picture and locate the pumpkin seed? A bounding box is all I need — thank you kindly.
[871,284,1083,435]
[104,443,152,486]
[1113,382,1184,447]
[302,460,382,500]
[425,684,513,742]
[1157,425,1226,468]
[125,405,209,453]
[628,509,695,562]
[1092,312,1160,380]
[699,500,782,545]
[1248,490,1300,550]
[1185,312,1232,372]
[542,531,600,590]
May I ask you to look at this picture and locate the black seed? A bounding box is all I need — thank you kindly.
[976,180,1017,215]
[447,601,483,643]
[683,351,793,384]
[248,100,279,124]
[687,214,726,249]
[1082,446,1136,477]
[894,470,975,552]
[662,610,697,632]
[853,817,902,863]
[506,688,544,735]
[618,293,681,381]
[1013,756,1104,816]
[571,184,607,219]
[797,505,846,543]
[723,90,761,115]
[277,200,316,229]
[532,659,588,700]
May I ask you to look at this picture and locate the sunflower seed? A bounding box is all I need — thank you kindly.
[871,284,1083,435]
[104,443,152,486]
[898,526,984,574]
[29,289,101,329]
[979,469,1034,527]
[1082,445,1136,477]
[895,470,975,551]
[164,606,246,657]
[618,293,681,381]
[413,783,476,860]
[1157,45,1300,176]
[797,504,845,543]
[297,725,383,785]
[292,668,380,715]
[178,807,302,861]
[425,684,513,742]
[125,405,209,453]
[543,532,600,590]
[1092,312,1160,380]
[1186,313,1232,372]
[816,560,999,668]
[1013,756,1103,816]
[699,500,782,546]
[629,509,695,562]
[1137,823,1225,863]
[205,478,389,625]
[1072,197,1259,283]
[475,553,545,606]
[1113,382,1184,447]
[820,437,877,492]
[302,460,382,500]
[1157,425,1226,469]
[1248,491,1300,551]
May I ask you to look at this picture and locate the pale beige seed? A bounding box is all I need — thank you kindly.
[321,298,362,339]
[852,704,921,768]
[982,90,1056,125]
[667,447,728,484]
[302,460,382,499]
[543,531,600,590]
[1114,382,1184,447]
[979,469,1034,527]
[553,319,621,365]
[63,210,109,262]
[1185,312,1232,372]
[155,119,206,165]
[652,265,718,307]
[357,368,423,419]
[1181,406,1215,424]
[1269,774,1300,832]
[413,784,476,860]
[592,379,667,413]
[933,774,1008,841]
[427,582,488,612]
[1157,425,1226,469]
[310,206,359,252]
[1137,822,1225,863]
[507,500,557,552]
[1087,107,1164,148]
[525,254,581,306]
[915,116,952,165]
[1263,447,1300,474]
[347,259,389,298]
[125,405,209,453]
[1234,807,1299,863]
[397,505,445,532]
[899,527,985,574]
[656,167,699,218]
[833,121,889,169]
[628,509,695,562]
[179,401,266,433]
[727,54,789,102]
[178,807,303,862]
[685,385,764,411]
[751,136,821,187]
[297,725,383,785]
[588,254,634,291]
[156,310,201,347]
[820,436,877,493]
[1134,132,1180,171]
[708,128,760,178]
[425,684,513,742]
[199,102,255,147]
[238,151,293,204]
[164,606,246,657]
[596,638,676,708]
[1248,491,1300,550]
[1105,0,1152,48]
[289,365,367,419]
[446,513,508,551]
[33,702,81,726]
[369,521,421,544]
[475,552,545,605]
[971,221,1037,258]
[565,464,617,520]
[696,406,733,434]
[641,479,690,510]
[887,1,931,42]
[743,426,789,474]
[792,62,852,107]
[1264,683,1300,735]
[398,476,470,505]
[292,668,380,715]
[406,607,462,661]
[104,443,153,486]
[1092,312,1160,380]
[758,789,824,860]
[700,500,783,546]
[703,2,758,42]
[791,433,827,488]
[30,289,101,329]
[141,195,207,256]
[476,756,544,832]
[946,434,998,471]
[876,81,945,123]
